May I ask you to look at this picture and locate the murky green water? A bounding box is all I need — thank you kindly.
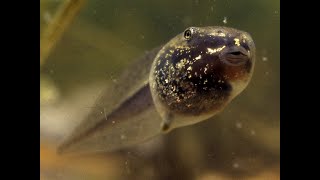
[40,0,279,179]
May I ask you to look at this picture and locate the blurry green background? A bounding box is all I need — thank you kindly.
[40,0,279,179]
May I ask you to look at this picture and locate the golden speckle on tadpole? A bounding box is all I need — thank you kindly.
[165,53,172,58]
[175,58,188,69]
[209,32,226,37]
[234,38,240,46]
[195,55,202,60]
[207,48,215,54]
[204,67,208,74]
[207,46,226,54]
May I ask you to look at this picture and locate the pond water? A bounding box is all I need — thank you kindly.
[40,0,279,179]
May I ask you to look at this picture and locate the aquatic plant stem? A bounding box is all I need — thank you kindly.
[40,0,87,67]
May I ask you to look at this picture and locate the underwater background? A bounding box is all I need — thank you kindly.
[40,0,279,179]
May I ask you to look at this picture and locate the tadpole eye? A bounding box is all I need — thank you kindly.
[184,29,192,40]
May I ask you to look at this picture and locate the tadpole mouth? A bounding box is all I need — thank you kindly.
[219,46,250,66]
[228,51,245,56]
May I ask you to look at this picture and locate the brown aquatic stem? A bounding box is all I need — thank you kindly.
[40,0,87,67]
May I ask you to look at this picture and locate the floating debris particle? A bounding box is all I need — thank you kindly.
[223,17,227,24]
[250,130,256,135]
[233,162,239,168]
[236,122,242,129]
[43,12,52,23]
[262,57,268,61]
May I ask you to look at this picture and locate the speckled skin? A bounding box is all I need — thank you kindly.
[149,26,255,131]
